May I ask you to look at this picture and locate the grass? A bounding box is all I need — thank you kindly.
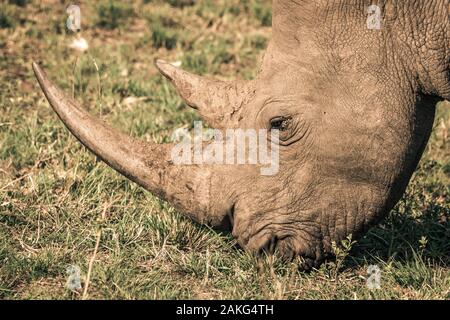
[0,4,17,29]
[0,0,449,300]
[96,0,135,30]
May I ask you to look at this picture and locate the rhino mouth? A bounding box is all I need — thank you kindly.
[260,235,319,270]
[232,219,320,269]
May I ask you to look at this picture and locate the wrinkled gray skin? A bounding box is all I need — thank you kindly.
[33,0,449,269]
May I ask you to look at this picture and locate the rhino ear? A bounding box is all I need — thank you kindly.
[155,59,255,128]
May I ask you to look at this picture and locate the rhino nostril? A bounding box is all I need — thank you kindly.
[268,236,278,254]
[217,204,235,231]
[227,203,235,227]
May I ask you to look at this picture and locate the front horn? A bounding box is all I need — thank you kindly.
[32,62,222,225]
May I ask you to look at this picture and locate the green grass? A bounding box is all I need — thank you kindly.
[96,0,135,30]
[0,0,449,300]
[0,4,17,29]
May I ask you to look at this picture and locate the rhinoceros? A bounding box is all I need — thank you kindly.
[33,0,449,268]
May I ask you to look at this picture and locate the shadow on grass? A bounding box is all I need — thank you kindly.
[349,202,449,268]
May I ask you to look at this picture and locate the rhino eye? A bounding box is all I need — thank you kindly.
[270,116,292,131]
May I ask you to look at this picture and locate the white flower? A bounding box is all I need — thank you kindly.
[68,36,89,53]
[120,68,129,77]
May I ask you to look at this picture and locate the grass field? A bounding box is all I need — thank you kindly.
[0,0,449,300]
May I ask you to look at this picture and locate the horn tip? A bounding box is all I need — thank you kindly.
[32,61,46,86]
[32,61,40,73]
[154,59,170,70]
[155,59,175,80]
[154,58,167,66]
